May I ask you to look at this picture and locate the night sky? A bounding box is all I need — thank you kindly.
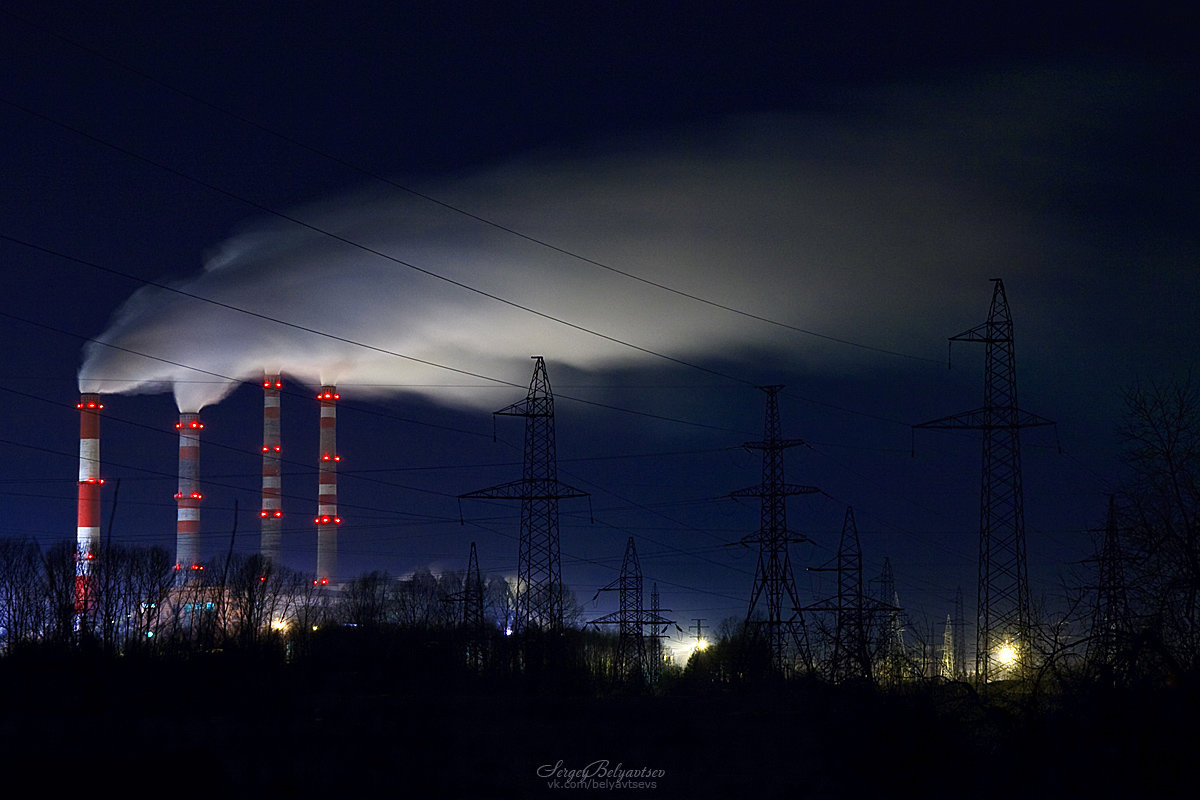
[2,2,1196,658]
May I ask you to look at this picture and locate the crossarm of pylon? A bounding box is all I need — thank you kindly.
[948,321,1011,345]
[460,478,589,501]
[739,530,808,547]
[589,611,676,627]
[741,437,807,451]
[730,483,820,499]
[493,395,553,418]
[914,406,1055,431]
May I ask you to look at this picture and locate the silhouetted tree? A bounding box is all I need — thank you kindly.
[1116,375,1200,675]
[0,538,44,653]
[339,570,394,628]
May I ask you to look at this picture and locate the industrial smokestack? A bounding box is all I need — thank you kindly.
[175,412,204,573]
[76,393,103,608]
[315,385,339,585]
[260,373,283,563]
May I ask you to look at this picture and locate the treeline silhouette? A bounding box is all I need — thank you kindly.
[0,376,1195,795]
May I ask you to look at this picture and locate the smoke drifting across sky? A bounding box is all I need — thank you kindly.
[77,66,1188,413]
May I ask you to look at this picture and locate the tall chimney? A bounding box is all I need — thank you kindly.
[76,393,103,609]
[260,373,283,563]
[175,412,204,573]
[315,385,339,585]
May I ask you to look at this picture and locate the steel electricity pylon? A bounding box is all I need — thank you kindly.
[463,541,485,632]
[1087,495,1131,676]
[916,278,1053,682]
[589,537,673,683]
[732,385,818,674]
[446,541,488,669]
[806,506,873,683]
[461,356,587,634]
[647,583,669,685]
[876,557,907,684]
[463,541,486,669]
[953,586,967,680]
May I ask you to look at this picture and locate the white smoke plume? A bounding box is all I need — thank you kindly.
[77,68,1146,412]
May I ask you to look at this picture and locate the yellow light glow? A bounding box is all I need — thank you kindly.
[695,638,709,651]
[995,642,1018,666]
[271,619,289,632]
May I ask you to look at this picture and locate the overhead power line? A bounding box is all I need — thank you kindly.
[1,6,938,367]
[0,96,761,390]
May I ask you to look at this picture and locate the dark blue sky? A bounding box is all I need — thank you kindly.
[1,2,1196,655]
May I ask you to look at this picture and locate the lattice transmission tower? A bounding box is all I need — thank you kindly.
[1087,495,1131,677]
[462,356,587,634]
[589,537,673,684]
[462,541,485,632]
[806,506,873,683]
[446,541,488,670]
[953,586,967,680]
[941,614,955,678]
[916,278,1053,682]
[647,583,671,685]
[876,556,907,684]
[732,385,817,674]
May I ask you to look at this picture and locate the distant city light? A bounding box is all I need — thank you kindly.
[995,641,1018,667]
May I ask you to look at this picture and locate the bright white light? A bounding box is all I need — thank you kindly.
[666,637,711,663]
[995,642,1018,667]
[271,619,289,632]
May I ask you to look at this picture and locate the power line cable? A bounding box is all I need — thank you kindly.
[0,5,940,367]
[0,97,762,391]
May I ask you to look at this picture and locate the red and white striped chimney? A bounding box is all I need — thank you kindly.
[175,412,204,573]
[76,393,103,608]
[315,385,339,585]
[260,373,283,563]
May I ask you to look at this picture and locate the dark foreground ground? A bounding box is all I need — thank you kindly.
[1,646,1196,799]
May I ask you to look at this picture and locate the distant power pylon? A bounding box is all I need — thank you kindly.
[941,614,954,679]
[1087,495,1131,676]
[689,618,707,648]
[953,586,967,680]
[461,356,588,635]
[806,507,872,683]
[647,583,670,685]
[732,386,817,674]
[876,557,907,684]
[589,537,674,683]
[449,541,488,670]
[916,279,1053,682]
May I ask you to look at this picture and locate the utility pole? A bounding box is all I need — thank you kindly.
[732,386,817,675]
[916,279,1053,682]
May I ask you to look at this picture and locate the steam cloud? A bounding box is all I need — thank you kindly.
[77,68,1142,412]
